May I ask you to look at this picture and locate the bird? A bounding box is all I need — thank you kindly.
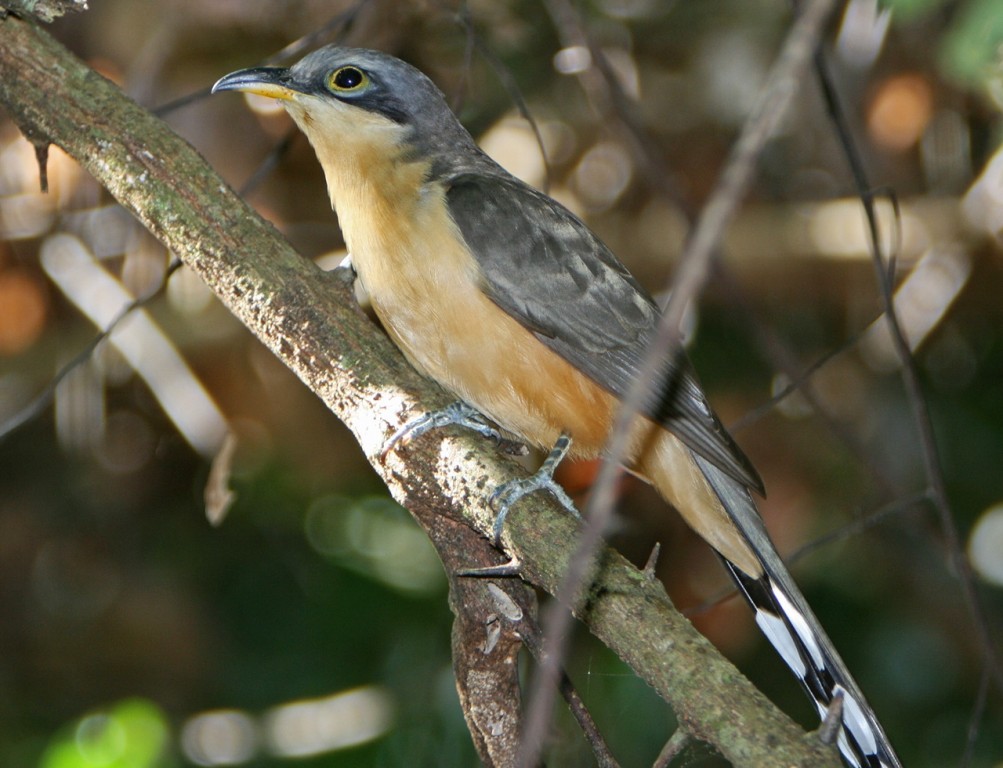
[213,46,902,768]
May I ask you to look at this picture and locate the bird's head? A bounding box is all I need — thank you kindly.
[212,46,485,193]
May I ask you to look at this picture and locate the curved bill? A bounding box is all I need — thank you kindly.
[211,67,299,101]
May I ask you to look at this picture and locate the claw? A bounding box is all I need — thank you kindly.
[488,434,578,545]
[381,401,503,460]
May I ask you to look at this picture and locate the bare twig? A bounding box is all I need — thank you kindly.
[261,0,367,66]
[0,110,292,447]
[653,729,692,768]
[718,264,901,496]
[960,665,991,768]
[542,0,690,209]
[452,7,553,192]
[682,489,933,623]
[518,613,620,768]
[0,258,182,443]
[152,2,364,116]
[813,43,1003,698]
[816,690,844,745]
[450,1,477,113]
[642,542,661,578]
[520,3,841,764]
[786,490,931,565]
[235,126,299,197]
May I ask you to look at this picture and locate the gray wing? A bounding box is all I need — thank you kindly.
[445,172,763,494]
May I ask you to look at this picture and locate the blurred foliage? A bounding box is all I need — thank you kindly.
[939,0,1003,88]
[884,0,943,17]
[1,0,1003,766]
[41,700,172,768]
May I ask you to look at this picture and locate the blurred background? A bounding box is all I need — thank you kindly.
[1,0,1003,765]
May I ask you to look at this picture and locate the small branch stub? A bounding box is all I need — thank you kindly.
[32,138,49,192]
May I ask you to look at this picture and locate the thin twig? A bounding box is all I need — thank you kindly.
[786,490,931,565]
[453,8,553,193]
[653,729,692,768]
[152,88,211,117]
[449,1,477,114]
[153,2,365,117]
[519,618,621,768]
[519,2,841,765]
[236,126,299,197]
[714,256,900,498]
[813,43,1003,698]
[542,0,690,211]
[959,663,991,768]
[0,258,182,443]
[726,312,865,435]
[816,690,844,745]
[260,1,367,66]
[682,490,932,620]
[0,106,296,447]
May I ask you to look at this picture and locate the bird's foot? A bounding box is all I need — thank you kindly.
[381,401,506,460]
[488,434,578,546]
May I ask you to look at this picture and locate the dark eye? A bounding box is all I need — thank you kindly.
[329,66,368,92]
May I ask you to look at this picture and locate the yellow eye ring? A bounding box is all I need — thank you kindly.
[328,66,369,92]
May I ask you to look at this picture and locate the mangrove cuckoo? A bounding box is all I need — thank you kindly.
[213,47,901,767]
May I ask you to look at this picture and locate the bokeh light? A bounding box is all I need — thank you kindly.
[573,140,632,210]
[969,503,1003,587]
[305,494,445,595]
[40,699,169,768]
[478,114,547,188]
[860,246,971,371]
[40,233,228,457]
[181,710,258,766]
[867,74,934,151]
[0,269,48,354]
[263,686,395,759]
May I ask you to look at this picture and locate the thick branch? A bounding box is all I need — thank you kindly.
[0,16,839,768]
[1,0,86,23]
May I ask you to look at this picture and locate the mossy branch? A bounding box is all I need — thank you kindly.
[1,0,87,23]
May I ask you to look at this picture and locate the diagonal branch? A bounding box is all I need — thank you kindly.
[521,1,842,762]
[0,15,839,768]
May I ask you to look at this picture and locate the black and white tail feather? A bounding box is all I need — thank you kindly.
[695,455,902,768]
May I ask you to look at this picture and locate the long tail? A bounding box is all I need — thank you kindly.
[694,455,902,768]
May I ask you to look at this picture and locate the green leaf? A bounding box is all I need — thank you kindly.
[40,699,169,768]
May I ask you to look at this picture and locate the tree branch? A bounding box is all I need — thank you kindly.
[1,0,86,23]
[0,15,840,768]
